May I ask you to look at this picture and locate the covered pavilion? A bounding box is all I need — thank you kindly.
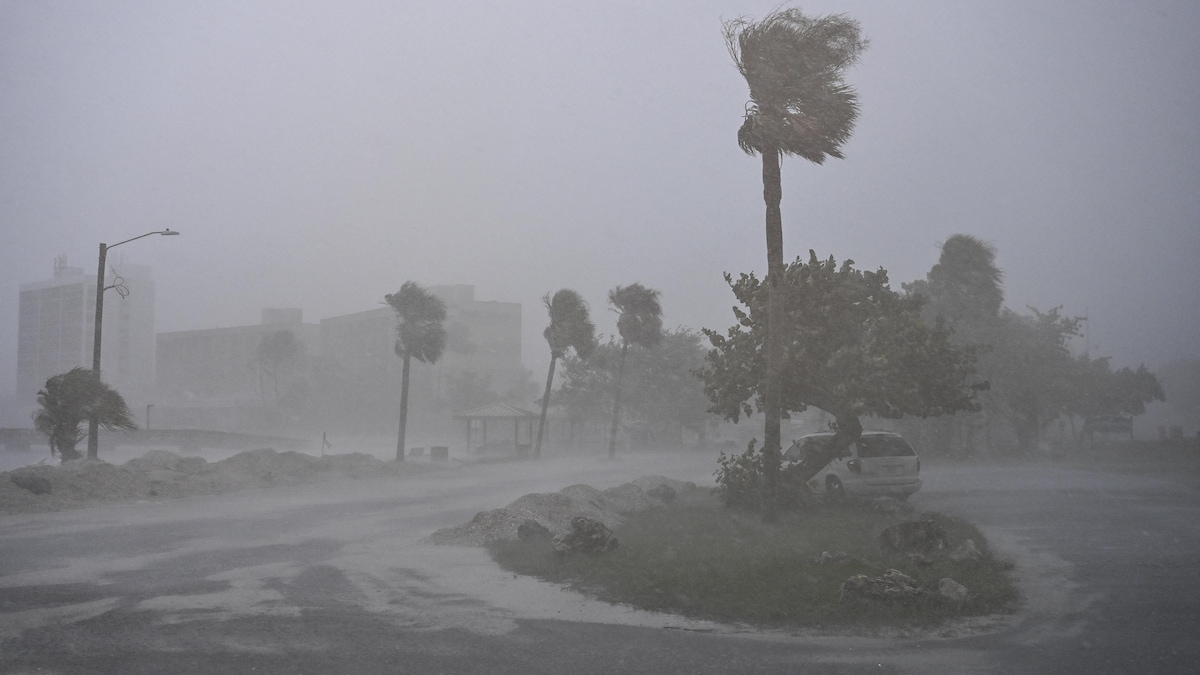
[453,403,537,455]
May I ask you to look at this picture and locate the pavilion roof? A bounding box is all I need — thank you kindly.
[453,403,537,420]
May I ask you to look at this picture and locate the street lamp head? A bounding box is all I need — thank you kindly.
[160,229,181,236]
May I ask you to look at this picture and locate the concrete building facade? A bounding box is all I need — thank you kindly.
[317,285,526,432]
[16,256,156,414]
[155,308,319,407]
[150,286,525,437]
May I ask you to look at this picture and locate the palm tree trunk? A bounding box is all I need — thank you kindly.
[396,353,411,461]
[608,341,629,459]
[535,354,558,459]
[762,147,784,523]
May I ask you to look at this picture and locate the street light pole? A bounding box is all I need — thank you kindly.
[87,229,180,459]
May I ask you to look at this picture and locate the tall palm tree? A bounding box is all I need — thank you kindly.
[385,282,447,461]
[33,367,136,461]
[724,8,866,521]
[926,234,1005,327]
[535,289,597,459]
[607,283,663,459]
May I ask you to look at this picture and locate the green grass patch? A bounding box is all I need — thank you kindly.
[488,490,1017,629]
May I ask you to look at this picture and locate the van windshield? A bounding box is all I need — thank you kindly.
[856,437,916,458]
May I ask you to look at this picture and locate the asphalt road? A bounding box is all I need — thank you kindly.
[1,452,1197,674]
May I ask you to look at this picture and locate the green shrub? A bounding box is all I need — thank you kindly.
[490,494,1018,628]
[714,439,810,512]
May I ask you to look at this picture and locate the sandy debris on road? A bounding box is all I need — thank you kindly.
[425,475,699,546]
[0,448,441,515]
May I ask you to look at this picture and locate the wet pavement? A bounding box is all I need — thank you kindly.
[1,453,1198,673]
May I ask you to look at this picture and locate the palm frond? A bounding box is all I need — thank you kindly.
[386,281,448,364]
[544,289,597,359]
[609,283,664,349]
[725,8,867,162]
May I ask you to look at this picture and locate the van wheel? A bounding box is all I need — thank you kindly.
[825,476,845,502]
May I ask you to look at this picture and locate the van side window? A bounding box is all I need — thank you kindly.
[856,437,916,458]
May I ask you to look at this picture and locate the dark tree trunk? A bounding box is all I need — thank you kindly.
[608,341,630,459]
[761,148,784,522]
[396,353,411,461]
[535,354,558,459]
[57,433,82,462]
[792,414,862,485]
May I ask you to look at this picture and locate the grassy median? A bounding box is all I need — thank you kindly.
[489,489,1017,629]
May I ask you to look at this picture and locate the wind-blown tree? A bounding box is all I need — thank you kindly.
[536,289,597,458]
[724,8,867,521]
[916,234,1004,329]
[902,234,1005,454]
[33,367,136,461]
[1066,356,1164,445]
[556,329,714,449]
[607,283,663,458]
[255,330,300,406]
[385,282,447,461]
[700,252,983,511]
[988,307,1083,452]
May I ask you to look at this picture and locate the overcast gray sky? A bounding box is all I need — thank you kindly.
[2,0,1198,396]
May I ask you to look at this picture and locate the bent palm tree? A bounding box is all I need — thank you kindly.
[33,367,136,461]
[385,282,447,461]
[607,283,663,459]
[926,234,1005,327]
[535,289,597,459]
[724,8,866,521]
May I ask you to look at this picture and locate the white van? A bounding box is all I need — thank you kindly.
[783,431,922,501]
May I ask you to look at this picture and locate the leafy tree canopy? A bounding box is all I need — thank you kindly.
[608,283,663,349]
[543,289,597,359]
[33,367,136,461]
[557,329,715,444]
[905,234,1004,329]
[257,330,300,368]
[700,251,983,426]
[1067,356,1165,424]
[385,281,447,364]
[724,8,866,163]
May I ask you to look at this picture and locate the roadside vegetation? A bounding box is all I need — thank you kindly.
[489,489,1017,629]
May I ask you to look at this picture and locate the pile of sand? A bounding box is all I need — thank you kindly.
[0,448,437,515]
[425,475,699,546]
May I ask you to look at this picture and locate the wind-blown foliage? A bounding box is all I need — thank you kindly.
[699,252,982,509]
[385,282,447,460]
[387,282,448,365]
[724,7,867,522]
[607,284,663,458]
[33,367,136,461]
[556,329,714,448]
[909,234,1005,327]
[987,307,1082,451]
[1067,356,1165,438]
[901,236,1165,456]
[255,330,300,406]
[536,289,597,458]
[901,234,1005,454]
[725,8,866,163]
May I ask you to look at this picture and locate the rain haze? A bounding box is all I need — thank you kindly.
[1,0,1198,394]
[3,3,1200,672]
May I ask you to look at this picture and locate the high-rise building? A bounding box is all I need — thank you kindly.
[16,256,156,410]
